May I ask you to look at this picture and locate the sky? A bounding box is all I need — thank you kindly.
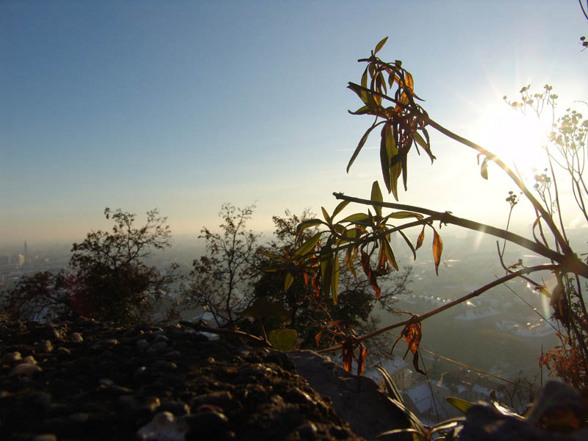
[1,0,587,247]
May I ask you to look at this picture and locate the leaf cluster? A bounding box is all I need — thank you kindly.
[347,37,435,200]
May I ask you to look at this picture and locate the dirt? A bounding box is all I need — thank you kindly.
[0,318,401,441]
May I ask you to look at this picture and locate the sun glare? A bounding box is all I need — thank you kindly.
[482,109,549,180]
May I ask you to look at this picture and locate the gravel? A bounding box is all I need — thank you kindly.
[0,318,381,441]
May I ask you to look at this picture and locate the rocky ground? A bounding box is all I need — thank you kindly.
[0,318,410,441]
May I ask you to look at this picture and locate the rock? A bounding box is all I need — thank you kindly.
[287,350,412,441]
[10,362,42,377]
[137,411,187,441]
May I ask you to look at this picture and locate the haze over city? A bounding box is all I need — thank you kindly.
[2,1,587,247]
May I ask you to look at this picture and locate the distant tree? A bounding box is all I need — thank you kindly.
[68,208,174,323]
[182,203,260,326]
[2,270,70,321]
[1,208,175,324]
[255,210,411,349]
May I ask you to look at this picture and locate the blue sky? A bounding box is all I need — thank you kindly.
[1,0,587,245]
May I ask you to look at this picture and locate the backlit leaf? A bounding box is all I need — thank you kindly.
[321,207,331,224]
[296,218,324,233]
[340,212,370,223]
[374,36,388,54]
[348,105,371,116]
[331,253,339,304]
[385,211,424,220]
[294,232,322,257]
[480,157,489,180]
[397,229,416,260]
[332,200,350,219]
[404,71,414,91]
[346,121,384,173]
[371,181,384,217]
[416,226,425,250]
[402,321,422,355]
[380,123,395,192]
[357,344,368,375]
[447,397,475,414]
[320,251,333,300]
[382,236,399,271]
[284,272,294,291]
[389,158,403,201]
[433,229,443,275]
[361,67,368,89]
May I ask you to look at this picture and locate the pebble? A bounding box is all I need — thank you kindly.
[2,351,22,364]
[119,395,161,414]
[70,332,84,343]
[136,339,150,350]
[164,350,182,360]
[147,341,169,354]
[56,346,71,358]
[10,362,42,377]
[191,391,234,410]
[23,355,38,364]
[136,411,187,441]
[298,422,318,440]
[159,400,190,416]
[91,338,119,351]
[37,340,54,353]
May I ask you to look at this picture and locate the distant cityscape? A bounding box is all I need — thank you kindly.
[0,228,580,419]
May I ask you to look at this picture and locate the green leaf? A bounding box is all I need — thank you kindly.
[384,211,424,220]
[296,219,324,233]
[269,329,298,351]
[389,158,403,201]
[348,105,371,116]
[332,200,350,219]
[380,124,394,192]
[361,67,369,89]
[340,212,370,223]
[320,252,332,300]
[293,232,322,257]
[321,206,331,224]
[480,157,489,180]
[346,121,384,173]
[382,236,399,271]
[331,253,340,304]
[342,228,359,240]
[446,397,475,414]
[371,181,384,217]
[397,229,417,260]
[374,36,388,54]
[284,272,294,291]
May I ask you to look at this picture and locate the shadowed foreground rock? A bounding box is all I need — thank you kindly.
[0,318,407,441]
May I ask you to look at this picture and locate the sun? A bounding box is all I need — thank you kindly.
[481,107,550,181]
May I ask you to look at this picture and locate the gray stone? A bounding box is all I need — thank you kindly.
[287,350,411,441]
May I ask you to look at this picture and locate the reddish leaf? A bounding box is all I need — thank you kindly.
[432,229,443,275]
[357,344,368,376]
[402,321,422,355]
[311,274,320,299]
[416,226,425,250]
[342,341,354,373]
